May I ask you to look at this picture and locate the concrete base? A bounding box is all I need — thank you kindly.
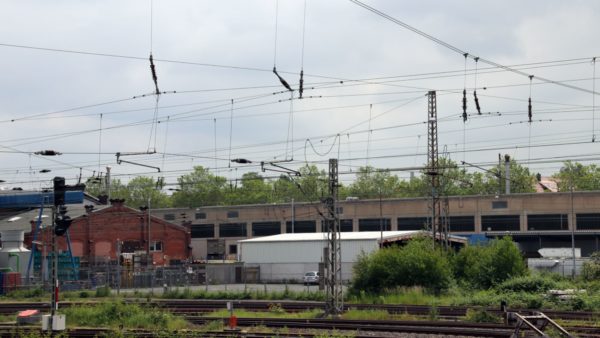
[41,314,66,331]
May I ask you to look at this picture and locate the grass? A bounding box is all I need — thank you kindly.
[61,300,188,330]
[203,308,322,319]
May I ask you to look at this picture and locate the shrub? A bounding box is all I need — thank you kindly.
[95,286,111,297]
[497,274,559,293]
[454,237,527,289]
[581,252,600,281]
[350,237,452,293]
[465,309,502,323]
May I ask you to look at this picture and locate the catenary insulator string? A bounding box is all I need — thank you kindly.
[462,53,468,122]
[299,0,307,99]
[473,57,481,115]
[528,75,534,123]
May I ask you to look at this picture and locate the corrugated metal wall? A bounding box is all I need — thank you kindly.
[240,239,379,264]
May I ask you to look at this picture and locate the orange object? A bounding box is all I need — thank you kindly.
[228,315,237,329]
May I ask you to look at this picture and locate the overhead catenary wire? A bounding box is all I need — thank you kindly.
[347,0,600,97]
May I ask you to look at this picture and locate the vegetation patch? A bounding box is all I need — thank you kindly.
[62,300,188,330]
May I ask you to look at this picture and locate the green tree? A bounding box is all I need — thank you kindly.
[347,166,402,199]
[225,172,273,205]
[453,237,527,289]
[124,176,171,208]
[350,237,452,293]
[554,161,600,191]
[171,166,227,207]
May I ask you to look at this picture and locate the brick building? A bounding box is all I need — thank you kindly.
[34,199,191,266]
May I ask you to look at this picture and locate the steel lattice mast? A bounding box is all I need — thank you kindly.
[427,91,441,246]
[324,158,343,316]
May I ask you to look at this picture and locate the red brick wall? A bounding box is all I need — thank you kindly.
[33,203,190,266]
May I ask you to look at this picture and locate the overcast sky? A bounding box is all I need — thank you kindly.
[0,0,599,190]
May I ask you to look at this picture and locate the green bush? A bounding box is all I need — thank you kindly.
[581,252,600,281]
[497,274,560,293]
[95,286,111,297]
[465,309,502,323]
[453,237,527,289]
[350,237,452,293]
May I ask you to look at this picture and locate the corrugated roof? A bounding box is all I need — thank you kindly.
[239,231,466,243]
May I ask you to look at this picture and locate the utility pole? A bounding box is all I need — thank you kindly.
[324,158,342,316]
[51,205,57,317]
[426,91,441,247]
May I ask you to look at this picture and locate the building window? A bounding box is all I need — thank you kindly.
[229,244,238,255]
[252,221,281,236]
[448,216,475,232]
[164,214,175,221]
[286,220,316,233]
[397,217,429,230]
[358,218,391,231]
[336,207,344,215]
[492,201,508,209]
[481,215,520,231]
[577,213,600,230]
[195,212,206,220]
[191,224,214,238]
[219,223,247,237]
[322,219,353,232]
[227,211,239,218]
[527,214,568,231]
[150,241,163,252]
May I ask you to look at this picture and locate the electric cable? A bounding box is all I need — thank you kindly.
[348,0,600,97]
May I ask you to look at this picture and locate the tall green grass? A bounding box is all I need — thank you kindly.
[62,300,188,330]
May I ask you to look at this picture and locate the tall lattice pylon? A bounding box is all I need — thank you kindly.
[324,158,343,316]
[426,91,441,246]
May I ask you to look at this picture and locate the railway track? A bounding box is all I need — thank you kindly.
[0,300,598,337]
[1,299,598,322]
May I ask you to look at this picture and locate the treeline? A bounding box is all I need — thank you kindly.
[85,160,600,208]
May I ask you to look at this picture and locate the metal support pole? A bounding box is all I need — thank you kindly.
[26,203,46,283]
[51,206,57,316]
[426,91,441,247]
[570,179,576,278]
[324,158,342,316]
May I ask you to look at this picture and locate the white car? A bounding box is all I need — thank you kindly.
[303,271,320,285]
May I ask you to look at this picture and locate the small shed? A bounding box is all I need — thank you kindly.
[238,231,466,282]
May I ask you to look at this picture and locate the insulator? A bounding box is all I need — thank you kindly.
[299,70,304,99]
[462,89,467,122]
[528,97,532,123]
[473,91,481,115]
[273,67,293,92]
[149,54,160,95]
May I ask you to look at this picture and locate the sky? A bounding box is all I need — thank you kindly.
[0,0,599,191]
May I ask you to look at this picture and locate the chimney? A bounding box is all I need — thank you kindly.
[98,194,108,205]
[109,198,125,207]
